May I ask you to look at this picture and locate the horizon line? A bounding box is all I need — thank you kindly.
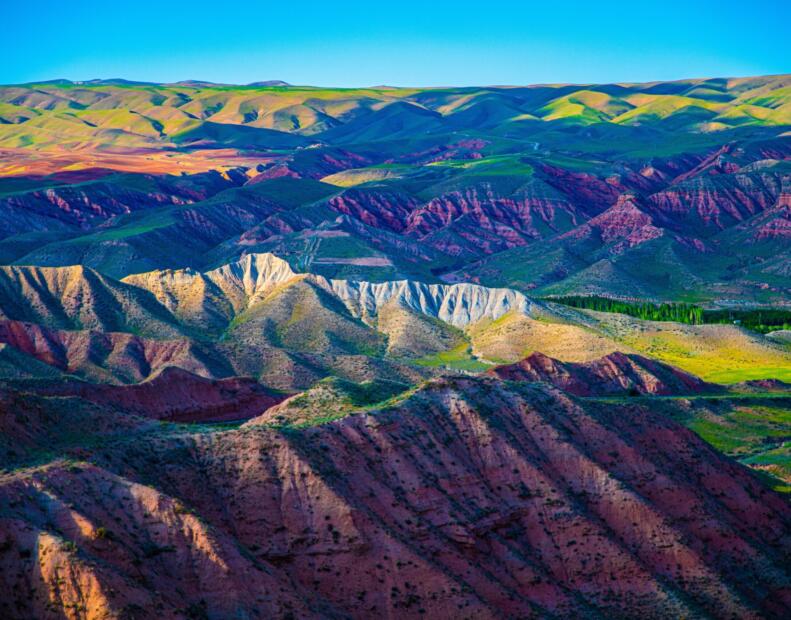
[8,72,791,90]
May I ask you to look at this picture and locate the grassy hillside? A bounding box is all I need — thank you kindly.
[0,77,786,167]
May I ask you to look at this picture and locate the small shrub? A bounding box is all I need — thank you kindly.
[94,527,115,541]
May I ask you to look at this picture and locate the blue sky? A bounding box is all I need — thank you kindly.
[4,1,789,86]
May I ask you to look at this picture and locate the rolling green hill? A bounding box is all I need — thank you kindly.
[0,76,788,152]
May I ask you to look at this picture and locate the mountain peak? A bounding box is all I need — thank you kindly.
[247,80,291,87]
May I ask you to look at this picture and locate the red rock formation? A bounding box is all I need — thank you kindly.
[0,171,242,237]
[646,170,784,233]
[246,163,301,181]
[670,144,737,184]
[403,184,585,256]
[0,320,216,383]
[539,163,624,214]
[247,148,372,182]
[327,188,419,232]
[559,194,664,247]
[487,351,718,396]
[754,203,791,241]
[392,138,489,165]
[37,367,286,423]
[0,463,315,619]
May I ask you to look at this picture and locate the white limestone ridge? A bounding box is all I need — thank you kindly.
[326,279,537,328]
[223,253,539,327]
[124,253,299,314]
[124,253,539,328]
[205,253,299,308]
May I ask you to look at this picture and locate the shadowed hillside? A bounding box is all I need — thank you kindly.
[1,377,789,618]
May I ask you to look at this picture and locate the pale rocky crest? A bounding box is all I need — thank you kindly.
[327,278,539,327]
[125,252,544,329]
[123,253,304,328]
[205,252,304,310]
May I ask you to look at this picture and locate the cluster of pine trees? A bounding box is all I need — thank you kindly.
[703,309,791,334]
[548,295,791,333]
[547,296,704,324]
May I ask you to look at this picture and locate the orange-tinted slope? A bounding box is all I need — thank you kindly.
[0,146,276,177]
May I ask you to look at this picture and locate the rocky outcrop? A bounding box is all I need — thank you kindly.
[125,252,544,330]
[124,252,301,328]
[0,257,473,385]
[206,252,302,309]
[0,265,183,337]
[646,168,787,234]
[560,195,664,248]
[539,163,625,213]
[405,182,582,252]
[247,147,371,182]
[488,350,719,395]
[327,277,538,327]
[756,207,791,240]
[0,463,315,619]
[391,138,489,165]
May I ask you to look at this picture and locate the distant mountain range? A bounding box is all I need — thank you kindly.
[0,74,788,304]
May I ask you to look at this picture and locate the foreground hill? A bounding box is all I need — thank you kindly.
[0,377,788,618]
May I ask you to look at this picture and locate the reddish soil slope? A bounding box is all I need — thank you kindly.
[0,377,788,618]
[488,350,719,396]
[38,366,286,423]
